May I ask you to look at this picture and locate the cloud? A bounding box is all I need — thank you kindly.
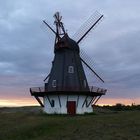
[0,0,140,104]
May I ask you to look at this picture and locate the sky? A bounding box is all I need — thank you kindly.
[0,0,140,106]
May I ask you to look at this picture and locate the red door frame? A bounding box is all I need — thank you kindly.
[67,101,76,115]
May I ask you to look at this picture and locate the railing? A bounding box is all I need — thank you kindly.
[30,87,45,93]
[89,86,107,94]
[30,86,107,94]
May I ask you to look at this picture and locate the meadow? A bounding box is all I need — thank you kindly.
[0,106,140,140]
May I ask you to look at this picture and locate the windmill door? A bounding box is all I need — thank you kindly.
[67,101,76,115]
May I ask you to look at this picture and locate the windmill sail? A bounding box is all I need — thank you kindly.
[43,20,57,35]
[73,11,104,44]
[80,48,104,83]
[80,57,104,83]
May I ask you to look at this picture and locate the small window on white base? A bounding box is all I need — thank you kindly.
[68,66,74,73]
[52,80,57,87]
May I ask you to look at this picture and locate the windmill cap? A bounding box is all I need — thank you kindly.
[55,34,80,53]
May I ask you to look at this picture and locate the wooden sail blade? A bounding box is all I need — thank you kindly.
[80,57,104,83]
[77,15,103,44]
[44,74,50,81]
[43,20,57,35]
[72,11,104,44]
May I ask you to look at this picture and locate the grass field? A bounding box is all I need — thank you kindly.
[0,107,140,140]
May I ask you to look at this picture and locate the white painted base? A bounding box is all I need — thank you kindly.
[43,95,93,114]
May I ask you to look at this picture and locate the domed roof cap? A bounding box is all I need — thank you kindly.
[61,34,80,52]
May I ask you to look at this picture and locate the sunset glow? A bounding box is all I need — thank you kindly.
[0,97,139,107]
[0,98,38,107]
[97,98,140,106]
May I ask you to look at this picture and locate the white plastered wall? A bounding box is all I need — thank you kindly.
[43,95,93,114]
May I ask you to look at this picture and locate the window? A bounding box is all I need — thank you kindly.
[68,66,74,73]
[52,80,57,87]
[51,100,55,107]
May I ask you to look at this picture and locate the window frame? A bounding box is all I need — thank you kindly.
[52,80,57,87]
[68,66,74,73]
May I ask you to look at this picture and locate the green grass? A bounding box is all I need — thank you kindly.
[0,107,140,140]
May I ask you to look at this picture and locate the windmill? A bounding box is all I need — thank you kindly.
[30,11,107,114]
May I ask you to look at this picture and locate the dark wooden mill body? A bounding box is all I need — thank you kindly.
[30,12,107,114]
